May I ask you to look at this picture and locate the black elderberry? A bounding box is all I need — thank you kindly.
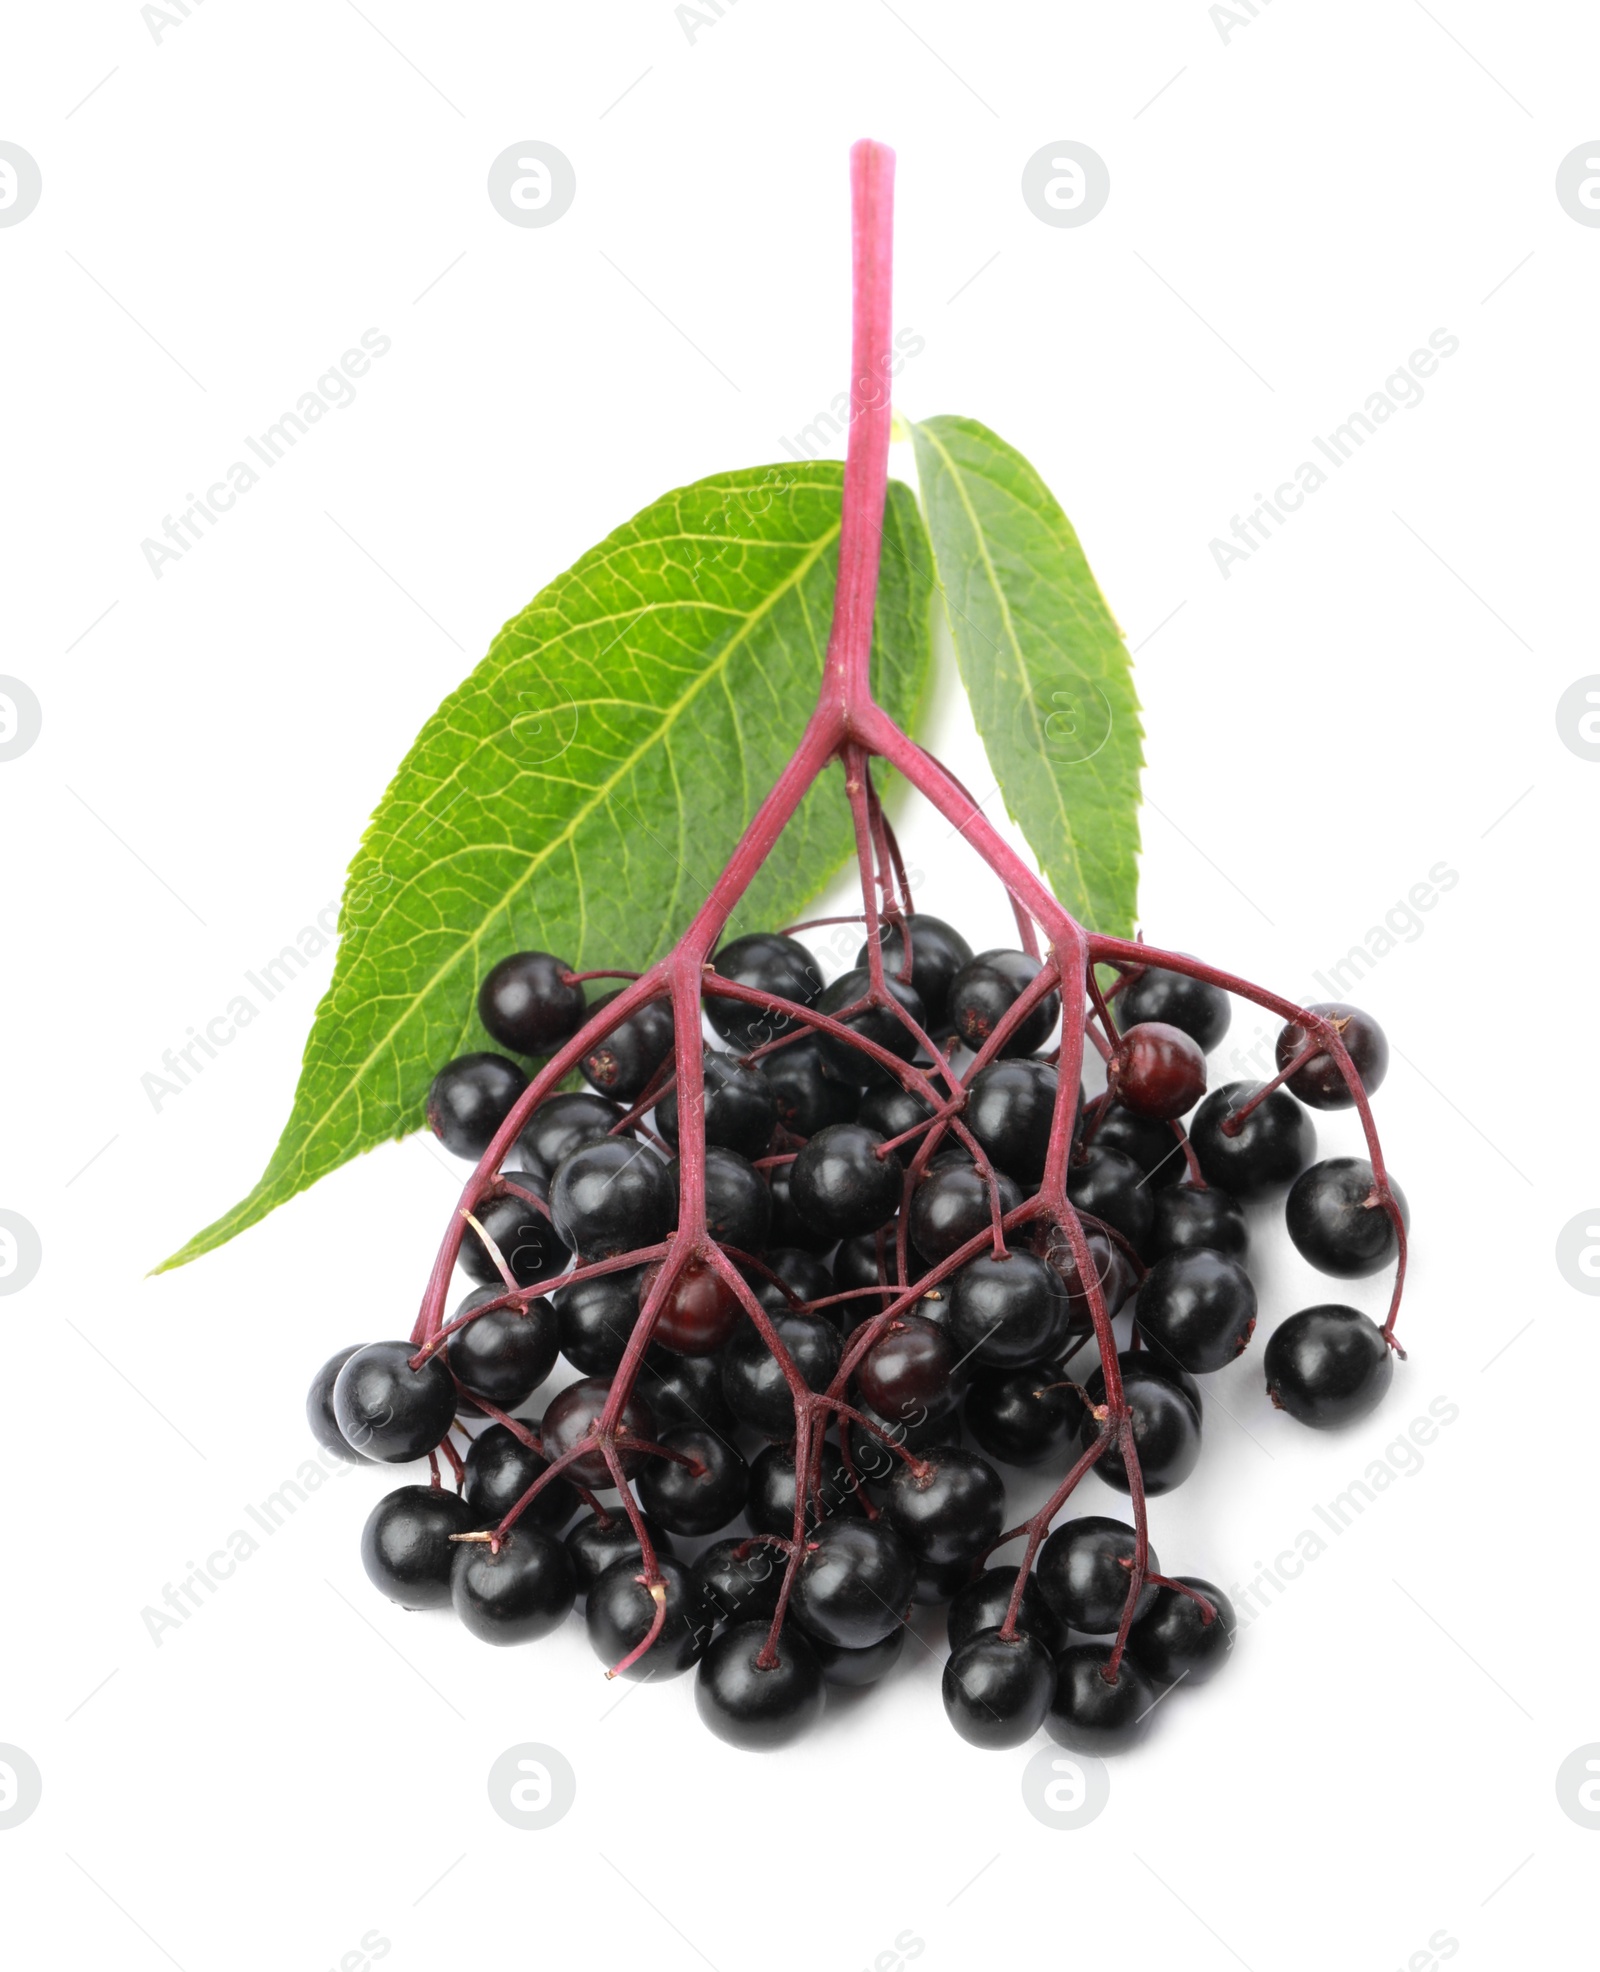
[550,1138,675,1259]
[333,1341,457,1463]
[479,950,586,1055]
[790,1124,902,1240]
[857,913,974,1031]
[458,1171,572,1289]
[1113,964,1231,1053]
[705,932,823,1051]
[580,991,674,1103]
[1190,1081,1315,1195]
[1285,1157,1408,1278]
[1263,1305,1393,1428]
[813,967,926,1088]
[427,1053,528,1159]
[656,1051,778,1161]
[948,949,1061,1057]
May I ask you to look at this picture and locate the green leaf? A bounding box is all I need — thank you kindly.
[158,464,933,1272]
[910,415,1142,938]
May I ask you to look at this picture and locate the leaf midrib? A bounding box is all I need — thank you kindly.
[313,516,843,1130]
[916,419,1086,896]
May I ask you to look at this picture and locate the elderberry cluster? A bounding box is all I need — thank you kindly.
[307,922,1402,1755]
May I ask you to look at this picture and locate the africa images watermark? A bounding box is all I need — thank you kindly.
[139,328,392,580]
[779,326,926,461]
[1208,328,1460,580]
[141,899,339,1111]
[1223,1395,1459,1631]
[140,1438,357,1646]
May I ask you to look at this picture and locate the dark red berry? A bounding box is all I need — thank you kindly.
[1107,1020,1207,1121]
[647,1260,743,1356]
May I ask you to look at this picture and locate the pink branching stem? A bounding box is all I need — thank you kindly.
[414,137,1407,1690]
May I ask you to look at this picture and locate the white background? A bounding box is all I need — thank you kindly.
[2,2,1595,1967]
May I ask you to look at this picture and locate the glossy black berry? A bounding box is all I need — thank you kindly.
[948,1249,1071,1369]
[813,1626,906,1685]
[657,1052,777,1161]
[765,1161,836,1253]
[1032,1220,1135,1322]
[696,1621,824,1749]
[479,950,585,1055]
[752,1247,835,1319]
[884,1447,1006,1569]
[692,1537,784,1626]
[671,1145,770,1254]
[427,1052,528,1159]
[1114,964,1231,1053]
[306,1346,374,1464]
[540,1376,655,1488]
[1286,1158,1408,1278]
[705,931,823,1051]
[791,1519,915,1648]
[1128,1578,1236,1686]
[964,1058,1066,1186]
[1045,1645,1154,1754]
[1090,1102,1185,1188]
[832,1229,893,1299]
[1276,1002,1389,1109]
[790,1124,902,1240]
[1036,1516,1160,1634]
[636,1426,749,1537]
[949,949,1061,1057]
[721,1308,840,1438]
[1264,1305,1393,1428]
[813,967,926,1088]
[858,914,975,1032]
[517,1091,625,1175]
[947,1568,1068,1656]
[553,1268,643,1376]
[636,1347,735,1435]
[451,1525,576,1644]
[1067,1144,1155,1254]
[848,1400,957,1476]
[965,1366,1083,1468]
[361,1485,484,1609]
[1137,1249,1257,1374]
[446,1290,560,1406]
[909,1162,1023,1264]
[1148,1184,1249,1264]
[550,1138,675,1260]
[747,1443,864,1538]
[759,1042,857,1138]
[333,1341,457,1463]
[943,1629,1056,1749]
[1191,1081,1316,1195]
[459,1172,573,1289]
[463,1423,579,1530]
[856,1314,963,1431]
[1081,1353,1203,1495]
[1108,1020,1207,1122]
[855,1084,933,1143]
[586,1554,709,1680]
[579,991,674,1103]
[565,1509,675,1594]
